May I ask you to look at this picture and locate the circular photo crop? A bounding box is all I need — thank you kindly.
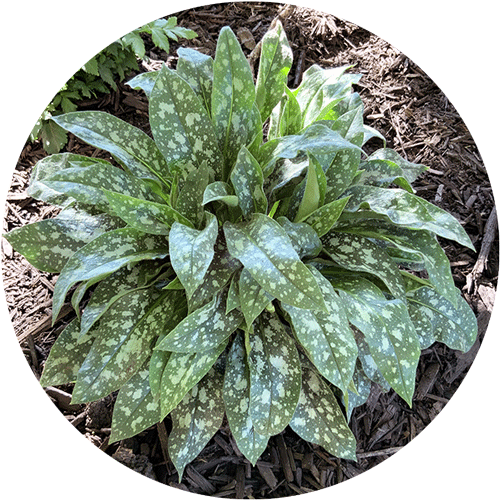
[2,2,497,498]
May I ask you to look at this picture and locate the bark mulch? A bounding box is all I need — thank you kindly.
[2,2,497,497]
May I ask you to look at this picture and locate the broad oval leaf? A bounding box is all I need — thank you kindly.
[224,213,327,312]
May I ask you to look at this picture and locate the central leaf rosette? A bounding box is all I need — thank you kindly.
[6,22,477,478]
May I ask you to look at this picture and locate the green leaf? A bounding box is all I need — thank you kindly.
[332,276,420,405]
[211,26,257,171]
[150,64,223,179]
[268,87,302,140]
[230,147,267,218]
[343,185,474,249]
[355,159,413,192]
[109,365,161,443]
[321,231,407,301]
[39,319,93,387]
[224,333,269,465]
[169,212,218,299]
[39,119,68,154]
[71,288,168,403]
[248,311,301,435]
[368,149,427,184]
[276,217,322,259]
[281,266,357,394]
[303,196,350,237]
[158,340,227,419]
[224,214,327,312]
[168,368,225,479]
[156,290,243,352]
[79,261,165,338]
[202,181,239,207]
[52,228,169,322]
[239,269,273,329]
[289,366,357,461]
[104,189,193,234]
[52,111,170,184]
[346,362,372,421]
[294,153,327,222]
[255,20,293,122]
[4,206,123,273]
[126,71,158,98]
[177,48,214,114]
[408,286,478,352]
[121,31,146,58]
[150,27,171,53]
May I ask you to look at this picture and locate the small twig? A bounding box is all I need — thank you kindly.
[357,446,403,459]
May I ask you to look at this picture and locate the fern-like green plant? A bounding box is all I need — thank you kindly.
[30,16,197,154]
[6,23,477,478]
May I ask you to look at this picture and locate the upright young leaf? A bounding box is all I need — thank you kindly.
[255,20,293,122]
[149,64,223,179]
[169,213,218,300]
[109,366,161,443]
[39,319,94,387]
[168,368,225,479]
[294,153,327,222]
[52,111,170,184]
[71,289,168,404]
[230,147,267,218]
[281,266,357,394]
[224,214,327,312]
[202,182,239,207]
[268,87,302,140]
[52,228,169,322]
[248,311,301,435]
[224,333,269,465]
[211,26,257,172]
[290,367,357,461]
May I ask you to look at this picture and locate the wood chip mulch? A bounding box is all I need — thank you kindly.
[2,3,497,497]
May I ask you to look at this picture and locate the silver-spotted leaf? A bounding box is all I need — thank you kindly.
[52,228,169,322]
[276,217,322,259]
[202,181,239,207]
[238,269,273,329]
[290,367,357,461]
[282,266,357,394]
[224,214,327,312]
[169,212,218,300]
[224,333,269,464]
[248,311,301,435]
[368,148,427,184]
[303,196,350,237]
[168,368,225,479]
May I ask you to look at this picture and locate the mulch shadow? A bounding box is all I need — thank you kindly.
[2,2,497,497]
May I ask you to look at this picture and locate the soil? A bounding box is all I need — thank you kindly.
[2,2,497,497]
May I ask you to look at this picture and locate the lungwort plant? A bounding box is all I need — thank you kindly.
[6,22,478,477]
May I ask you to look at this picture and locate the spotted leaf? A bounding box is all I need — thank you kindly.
[268,86,302,140]
[52,228,169,322]
[344,185,474,250]
[294,153,327,222]
[168,368,225,479]
[281,266,357,394]
[224,333,269,465]
[109,365,161,443]
[5,206,123,274]
[156,290,243,352]
[224,214,327,312]
[290,367,357,461]
[368,148,427,184]
[104,190,193,234]
[202,181,239,207]
[71,289,169,403]
[303,196,350,237]
[276,217,322,259]
[126,71,158,98]
[248,311,301,435]
[158,340,227,420]
[169,212,218,300]
[321,231,407,302]
[52,111,170,184]
[408,286,478,352]
[149,64,223,179]
[39,319,93,387]
[212,26,257,171]
[238,269,273,329]
[255,20,293,122]
[332,276,420,405]
[230,147,267,218]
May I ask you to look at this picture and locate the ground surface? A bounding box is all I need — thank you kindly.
[2,2,497,497]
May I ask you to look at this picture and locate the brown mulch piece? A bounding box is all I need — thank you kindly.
[2,2,497,497]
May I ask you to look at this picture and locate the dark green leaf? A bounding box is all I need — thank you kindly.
[276,217,322,258]
[239,269,273,328]
[202,181,239,207]
[303,196,350,237]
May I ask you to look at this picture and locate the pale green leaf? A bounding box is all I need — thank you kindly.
[169,368,225,479]
[224,333,269,465]
[126,71,158,98]
[224,214,327,312]
[294,153,327,222]
[248,311,301,435]
[268,87,302,140]
[369,148,427,184]
[169,212,218,299]
[290,366,357,460]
